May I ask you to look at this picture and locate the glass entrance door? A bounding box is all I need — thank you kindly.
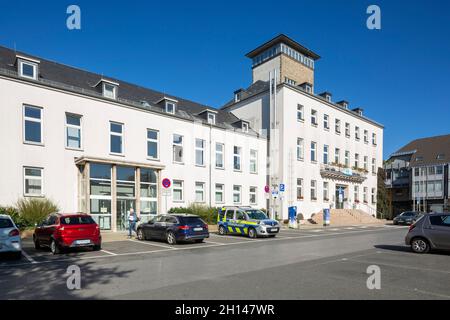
[335,186,345,209]
[116,199,135,231]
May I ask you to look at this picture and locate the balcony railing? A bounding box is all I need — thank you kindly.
[320,163,367,183]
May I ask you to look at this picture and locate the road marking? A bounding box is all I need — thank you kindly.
[128,239,177,249]
[210,234,262,242]
[204,240,226,245]
[21,250,37,264]
[100,249,117,256]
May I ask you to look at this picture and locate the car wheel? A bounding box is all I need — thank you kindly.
[50,239,61,255]
[194,239,204,243]
[411,238,430,254]
[218,225,227,235]
[33,235,41,249]
[137,228,146,241]
[166,231,177,245]
[93,244,102,251]
[248,228,257,239]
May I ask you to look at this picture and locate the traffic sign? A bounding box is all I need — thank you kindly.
[279,184,285,192]
[162,178,171,189]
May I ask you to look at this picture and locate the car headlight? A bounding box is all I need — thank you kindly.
[259,221,266,226]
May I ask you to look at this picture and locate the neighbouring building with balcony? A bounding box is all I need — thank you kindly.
[385,134,450,215]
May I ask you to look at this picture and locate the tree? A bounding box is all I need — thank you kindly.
[376,167,392,219]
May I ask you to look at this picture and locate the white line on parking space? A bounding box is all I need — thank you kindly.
[101,249,117,256]
[209,234,262,242]
[204,240,226,245]
[21,250,37,264]
[128,239,177,250]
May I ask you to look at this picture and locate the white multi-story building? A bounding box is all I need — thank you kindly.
[0,34,384,230]
[222,35,384,219]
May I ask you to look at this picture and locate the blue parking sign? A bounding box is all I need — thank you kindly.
[279,184,285,192]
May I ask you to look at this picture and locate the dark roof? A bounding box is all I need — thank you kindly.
[245,34,320,60]
[222,80,270,109]
[393,134,450,166]
[0,45,257,135]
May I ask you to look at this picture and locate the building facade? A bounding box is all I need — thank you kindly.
[385,134,450,215]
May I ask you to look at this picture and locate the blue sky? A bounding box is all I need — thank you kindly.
[0,0,449,159]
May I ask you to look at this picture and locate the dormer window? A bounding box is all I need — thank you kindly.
[437,154,445,160]
[103,83,117,99]
[207,112,216,125]
[17,56,40,80]
[234,89,244,103]
[242,122,249,133]
[165,101,176,114]
[305,84,312,93]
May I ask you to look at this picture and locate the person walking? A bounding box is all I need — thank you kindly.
[127,208,138,238]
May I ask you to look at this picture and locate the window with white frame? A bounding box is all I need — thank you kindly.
[323,114,329,129]
[147,129,159,159]
[250,149,258,173]
[364,156,368,171]
[233,185,241,204]
[297,138,304,160]
[310,141,317,162]
[345,151,350,167]
[297,104,304,121]
[249,186,257,205]
[233,146,242,171]
[65,113,82,149]
[354,186,359,202]
[103,83,117,99]
[363,187,368,203]
[345,122,350,137]
[166,101,176,114]
[323,145,329,164]
[364,130,369,143]
[371,188,376,204]
[215,184,224,203]
[311,110,318,126]
[195,139,205,166]
[215,143,224,169]
[354,153,359,168]
[355,126,360,140]
[297,178,303,200]
[372,133,377,145]
[23,105,43,144]
[323,182,329,200]
[110,122,123,154]
[242,122,249,133]
[372,158,376,174]
[207,113,216,125]
[335,148,340,164]
[195,182,205,202]
[310,180,317,200]
[140,168,157,216]
[18,60,38,80]
[23,167,43,196]
[436,165,444,175]
[173,180,184,201]
[173,134,184,163]
[335,119,341,134]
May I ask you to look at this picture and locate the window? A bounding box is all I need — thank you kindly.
[311,142,317,162]
[335,148,340,164]
[428,166,435,175]
[345,151,350,167]
[89,164,112,229]
[173,180,184,202]
[297,138,304,160]
[166,102,176,114]
[437,154,445,160]
[323,182,329,201]
[310,180,317,200]
[427,181,435,193]
[173,134,184,163]
[233,146,242,171]
[345,123,350,137]
[371,188,376,204]
[436,165,443,175]
[414,167,420,176]
[23,105,43,144]
[110,122,123,154]
[372,133,377,145]
[311,110,318,126]
[335,119,341,134]
[233,185,241,204]
[297,104,304,121]
[242,122,249,133]
[354,153,360,168]
[364,156,368,171]
[297,178,303,200]
[195,139,205,166]
[103,83,117,99]
[65,114,82,149]
[372,158,376,174]
[435,181,443,192]
[207,113,216,125]
[147,129,159,159]
[364,130,369,143]
[116,166,135,198]
[140,168,157,216]
[323,145,329,164]
[363,187,368,203]
[195,182,205,202]
[19,60,38,80]
[215,184,224,203]
[250,149,258,173]
[430,215,450,227]
[24,167,43,196]
[215,143,224,169]
[249,187,257,205]
[354,186,359,201]
[414,181,420,193]
[355,126,360,140]
[323,114,329,129]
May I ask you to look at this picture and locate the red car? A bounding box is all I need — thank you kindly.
[33,213,101,254]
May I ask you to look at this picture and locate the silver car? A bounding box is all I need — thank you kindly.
[0,214,22,259]
[405,213,450,253]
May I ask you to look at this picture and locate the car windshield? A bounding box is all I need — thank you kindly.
[179,217,205,225]
[60,216,96,225]
[402,212,414,216]
[0,218,14,228]
[245,210,268,220]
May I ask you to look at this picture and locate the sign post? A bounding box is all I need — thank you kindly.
[162,178,171,214]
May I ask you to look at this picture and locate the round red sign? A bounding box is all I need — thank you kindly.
[162,178,171,189]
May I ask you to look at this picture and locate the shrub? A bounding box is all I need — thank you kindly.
[168,203,219,224]
[0,206,26,228]
[16,198,59,227]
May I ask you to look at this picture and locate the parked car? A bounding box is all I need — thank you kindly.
[405,213,450,253]
[137,214,209,245]
[393,211,422,225]
[217,206,280,238]
[33,213,102,254]
[0,214,22,259]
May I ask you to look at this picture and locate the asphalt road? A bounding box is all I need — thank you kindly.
[1,225,449,300]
